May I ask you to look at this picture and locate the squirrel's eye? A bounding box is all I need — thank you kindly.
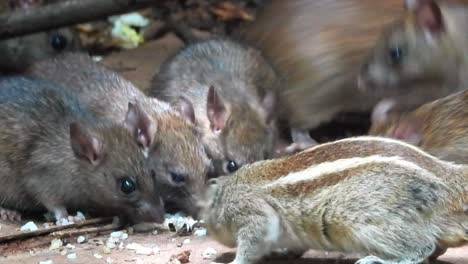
[226,160,238,173]
[50,33,68,51]
[120,177,136,194]
[389,46,404,65]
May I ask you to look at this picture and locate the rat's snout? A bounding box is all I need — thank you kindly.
[135,197,165,224]
[181,193,203,220]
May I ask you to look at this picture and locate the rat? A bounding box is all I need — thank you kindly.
[201,136,467,264]
[26,52,211,217]
[150,38,281,177]
[0,76,166,225]
[358,0,468,113]
[369,90,468,164]
[236,0,403,149]
[0,0,82,73]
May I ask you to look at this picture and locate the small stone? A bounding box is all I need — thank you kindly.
[193,228,207,236]
[57,218,74,226]
[152,230,158,235]
[66,244,75,249]
[110,231,124,239]
[135,246,153,255]
[183,239,191,245]
[77,236,87,244]
[127,227,134,235]
[49,238,63,250]
[106,257,114,263]
[121,233,129,240]
[60,250,68,256]
[67,253,77,260]
[153,247,160,254]
[93,253,103,259]
[39,261,53,264]
[202,247,217,259]
[20,221,38,232]
[118,242,125,250]
[106,237,119,249]
[170,250,191,263]
[75,211,86,221]
[43,223,50,228]
[102,246,112,254]
[92,56,103,62]
[125,242,141,251]
[176,242,183,247]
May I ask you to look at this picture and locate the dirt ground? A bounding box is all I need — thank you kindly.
[0,33,467,264]
[1,218,467,264]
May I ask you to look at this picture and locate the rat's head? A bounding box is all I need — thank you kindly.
[204,85,278,177]
[69,121,165,224]
[0,1,80,71]
[123,101,211,218]
[359,0,459,98]
[0,28,81,72]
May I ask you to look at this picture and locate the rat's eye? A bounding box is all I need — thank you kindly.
[120,177,136,194]
[226,160,238,173]
[50,33,68,51]
[389,46,404,65]
[170,172,186,184]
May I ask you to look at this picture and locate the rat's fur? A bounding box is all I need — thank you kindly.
[238,0,402,141]
[359,0,468,112]
[27,53,211,217]
[151,38,280,176]
[202,136,467,264]
[369,90,468,164]
[0,1,81,72]
[0,77,165,224]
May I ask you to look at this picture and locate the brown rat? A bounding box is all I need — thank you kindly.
[26,53,211,217]
[369,90,468,164]
[237,0,402,148]
[359,0,468,113]
[202,136,467,264]
[150,38,281,176]
[0,0,82,73]
[0,76,165,225]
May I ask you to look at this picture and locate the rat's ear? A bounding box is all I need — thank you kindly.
[260,91,276,124]
[70,122,103,165]
[174,96,196,125]
[207,85,228,133]
[124,102,157,150]
[405,0,444,33]
[392,116,423,146]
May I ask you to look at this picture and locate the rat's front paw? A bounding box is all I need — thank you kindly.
[0,207,21,222]
[281,141,317,155]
